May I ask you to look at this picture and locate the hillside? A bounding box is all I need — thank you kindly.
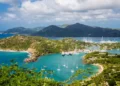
[33,23,120,37]
[0,35,90,62]
[3,23,120,37]
[3,27,44,35]
[81,52,120,86]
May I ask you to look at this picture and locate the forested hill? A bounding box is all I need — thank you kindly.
[0,35,90,61]
[3,27,44,35]
[33,23,120,37]
[3,23,120,37]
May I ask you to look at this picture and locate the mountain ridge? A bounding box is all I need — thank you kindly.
[33,23,120,37]
[3,27,44,35]
[3,23,120,37]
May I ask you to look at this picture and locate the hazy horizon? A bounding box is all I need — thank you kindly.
[1,22,120,31]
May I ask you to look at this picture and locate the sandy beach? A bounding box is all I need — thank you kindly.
[0,49,34,62]
[0,49,31,56]
[93,64,104,75]
[83,63,104,82]
[0,49,29,53]
[0,49,39,62]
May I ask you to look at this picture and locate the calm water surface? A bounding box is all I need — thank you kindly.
[0,34,14,39]
[0,51,98,82]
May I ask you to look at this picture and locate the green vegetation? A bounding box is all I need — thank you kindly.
[0,61,95,86]
[83,52,120,86]
[100,43,120,50]
[0,35,47,51]
[0,62,61,86]
[0,35,91,60]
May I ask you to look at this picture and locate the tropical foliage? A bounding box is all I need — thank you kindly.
[0,35,91,59]
[83,52,120,86]
[0,62,61,86]
[100,43,120,50]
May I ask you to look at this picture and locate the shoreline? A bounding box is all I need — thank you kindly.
[0,49,33,62]
[0,49,29,53]
[93,63,104,75]
[0,49,104,82]
[82,55,104,81]
[83,63,104,82]
[0,49,104,76]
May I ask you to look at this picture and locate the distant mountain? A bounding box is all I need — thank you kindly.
[33,23,120,37]
[3,23,120,37]
[3,27,44,35]
[34,25,63,37]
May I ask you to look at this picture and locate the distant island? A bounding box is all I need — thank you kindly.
[3,23,120,37]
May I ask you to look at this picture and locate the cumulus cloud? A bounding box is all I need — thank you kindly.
[20,0,56,15]
[1,13,19,22]
[55,0,120,11]
[1,0,120,28]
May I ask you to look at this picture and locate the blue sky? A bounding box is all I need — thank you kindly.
[0,0,120,30]
[0,3,10,13]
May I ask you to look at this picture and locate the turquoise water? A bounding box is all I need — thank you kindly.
[0,51,29,65]
[108,49,120,54]
[0,49,119,82]
[27,53,98,81]
[0,51,98,82]
[0,34,14,39]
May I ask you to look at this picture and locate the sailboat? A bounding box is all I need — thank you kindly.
[71,69,74,73]
[76,65,78,69]
[57,65,61,72]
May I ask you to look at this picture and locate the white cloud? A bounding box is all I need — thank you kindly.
[1,0,120,27]
[55,0,120,11]
[20,0,57,15]
[1,13,19,22]
[5,13,16,18]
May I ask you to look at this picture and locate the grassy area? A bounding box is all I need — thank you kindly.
[82,52,120,86]
[99,43,120,50]
[0,35,91,61]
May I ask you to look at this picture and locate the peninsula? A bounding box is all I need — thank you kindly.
[0,35,91,62]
